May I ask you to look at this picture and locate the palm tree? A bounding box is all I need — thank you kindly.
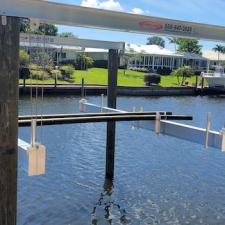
[213,44,225,64]
[147,36,165,48]
[168,37,178,52]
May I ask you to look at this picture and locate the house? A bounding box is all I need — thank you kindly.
[202,50,225,67]
[19,33,208,72]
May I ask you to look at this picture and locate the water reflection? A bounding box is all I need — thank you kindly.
[91,179,131,225]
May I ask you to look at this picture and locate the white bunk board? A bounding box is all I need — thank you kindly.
[18,138,46,176]
[81,101,225,151]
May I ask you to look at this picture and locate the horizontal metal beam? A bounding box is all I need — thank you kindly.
[20,33,125,50]
[1,0,225,41]
[19,111,173,120]
[18,114,192,127]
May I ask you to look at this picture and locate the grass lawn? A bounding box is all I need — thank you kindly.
[19,68,197,87]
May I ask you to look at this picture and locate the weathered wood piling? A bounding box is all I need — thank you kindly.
[0,17,19,225]
[106,49,119,180]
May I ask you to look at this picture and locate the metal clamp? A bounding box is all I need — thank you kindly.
[205,112,211,148]
[155,112,161,135]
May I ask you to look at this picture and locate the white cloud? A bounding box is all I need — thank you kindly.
[130,7,150,15]
[81,0,123,11]
[131,8,144,14]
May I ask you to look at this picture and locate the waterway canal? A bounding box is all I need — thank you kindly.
[18,96,225,225]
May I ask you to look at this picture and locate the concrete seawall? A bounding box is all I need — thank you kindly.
[19,85,196,97]
[19,85,225,97]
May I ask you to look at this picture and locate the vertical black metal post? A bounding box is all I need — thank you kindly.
[201,77,204,90]
[195,75,198,90]
[54,75,57,88]
[105,49,118,180]
[81,78,85,98]
[0,17,19,225]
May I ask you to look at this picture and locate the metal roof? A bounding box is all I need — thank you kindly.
[202,50,225,61]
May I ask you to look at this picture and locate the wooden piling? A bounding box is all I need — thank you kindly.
[0,17,19,225]
[106,49,118,180]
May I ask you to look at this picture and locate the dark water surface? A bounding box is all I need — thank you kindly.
[18,96,225,225]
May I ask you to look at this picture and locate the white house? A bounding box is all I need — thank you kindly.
[202,50,225,67]
[19,33,208,72]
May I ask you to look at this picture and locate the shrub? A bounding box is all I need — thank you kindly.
[144,73,161,86]
[32,70,50,80]
[171,66,194,85]
[157,67,172,75]
[60,65,75,79]
[29,64,40,71]
[19,67,30,79]
[51,69,63,80]
[19,49,29,67]
[31,50,53,67]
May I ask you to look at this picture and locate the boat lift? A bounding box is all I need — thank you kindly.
[4,0,225,175]
[1,1,225,223]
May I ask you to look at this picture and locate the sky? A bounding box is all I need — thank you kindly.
[48,0,225,50]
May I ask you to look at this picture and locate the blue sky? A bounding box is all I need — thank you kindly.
[49,0,225,50]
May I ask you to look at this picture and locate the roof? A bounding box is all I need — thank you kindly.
[20,42,84,51]
[84,48,108,53]
[181,52,207,60]
[202,50,225,61]
[125,43,183,57]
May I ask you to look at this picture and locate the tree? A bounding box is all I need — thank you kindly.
[168,37,178,51]
[172,66,193,85]
[147,36,165,48]
[20,19,30,33]
[175,38,202,55]
[31,50,53,67]
[59,32,77,38]
[20,19,58,36]
[35,23,58,36]
[19,49,29,67]
[212,44,225,62]
[77,54,94,70]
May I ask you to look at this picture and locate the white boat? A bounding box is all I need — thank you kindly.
[201,66,225,88]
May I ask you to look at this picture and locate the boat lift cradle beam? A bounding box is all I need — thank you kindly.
[1,0,225,42]
[18,113,192,127]
[81,102,225,152]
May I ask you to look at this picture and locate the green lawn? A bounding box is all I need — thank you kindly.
[19,68,197,87]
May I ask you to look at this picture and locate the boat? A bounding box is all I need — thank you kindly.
[201,66,225,88]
